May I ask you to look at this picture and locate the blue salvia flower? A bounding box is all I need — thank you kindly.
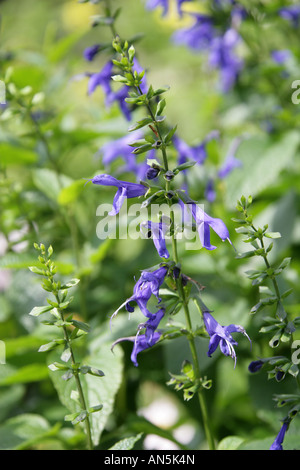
[172,13,215,51]
[140,220,170,259]
[87,58,147,121]
[91,174,147,215]
[146,0,192,17]
[105,85,132,121]
[111,266,168,321]
[188,203,231,250]
[130,330,162,366]
[98,130,144,166]
[218,136,242,179]
[203,311,251,366]
[88,60,113,97]
[113,330,162,367]
[205,179,216,203]
[208,28,243,92]
[279,5,300,28]
[96,130,149,181]
[173,130,219,166]
[137,307,165,343]
[146,0,169,16]
[271,49,292,65]
[248,359,264,373]
[83,44,101,62]
[270,421,290,450]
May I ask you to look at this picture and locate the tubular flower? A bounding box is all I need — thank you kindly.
[208,28,243,92]
[173,13,215,51]
[146,0,192,17]
[83,44,101,62]
[125,266,168,317]
[173,131,219,166]
[279,5,300,28]
[96,130,148,180]
[88,60,113,96]
[189,203,231,250]
[140,220,170,259]
[110,266,168,323]
[113,330,162,367]
[91,174,147,215]
[203,311,251,366]
[270,421,290,450]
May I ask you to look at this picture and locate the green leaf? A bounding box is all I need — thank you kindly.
[0,142,37,166]
[0,363,49,386]
[70,319,90,333]
[57,180,86,206]
[217,435,245,450]
[109,433,143,450]
[155,98,166,117]
[29,305,53,317]
[225,131,300,207]
[0,414,59,450]
[32,168,73,202]
[128,117,153,132]
[265,232,281,239]
[38,340,64,352]
[28,266,46,276]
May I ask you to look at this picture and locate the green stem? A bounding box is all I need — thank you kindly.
[170,211,215,450]
[55,292,93,450]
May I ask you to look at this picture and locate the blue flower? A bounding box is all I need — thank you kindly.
[248,359,264,373]
[96,130,149,181]
[146,0,192,17]
[106,85,132,121]
[124,266,168,318]
[188,203,231,250]
[88,60,113,96]
[109,266,168,323]
[205,179,216,203]
[203,311,251,366]
[208,28,243,92]
[279,5,300,27]
[83,44,101,62]
[173,130,219,166]
[271,49,292,65]
[98,130,144,166]
[138,307,165,344]
[173,13,215,51]
[218,137,242,179]
[146,0,168,16]
[130,330,162,366]
[140,220,170,259]
[87,58,147,121]
[114,330,162,367]
[270,421,289,450]
[91,174,147,215]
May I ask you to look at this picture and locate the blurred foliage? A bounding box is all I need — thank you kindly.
[0,0,299,450]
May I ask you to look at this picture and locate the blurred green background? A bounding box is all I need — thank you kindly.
[0,0,300,450]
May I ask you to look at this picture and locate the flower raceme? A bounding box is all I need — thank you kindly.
[203,311,251,367]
